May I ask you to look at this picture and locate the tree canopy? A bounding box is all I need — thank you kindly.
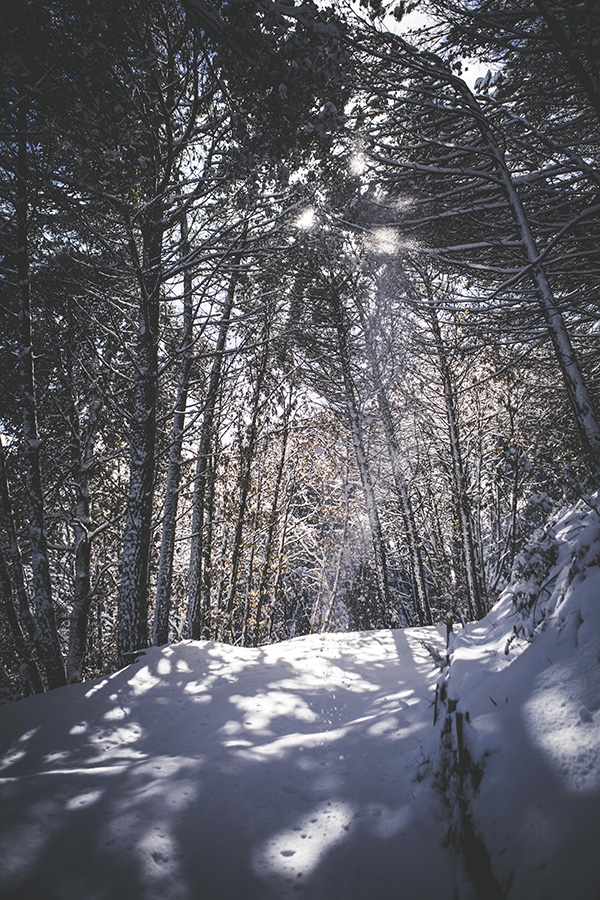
[0,0,598,698]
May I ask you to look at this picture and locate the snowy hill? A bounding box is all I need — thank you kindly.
[441,494,600,899]
[0,496,599,900]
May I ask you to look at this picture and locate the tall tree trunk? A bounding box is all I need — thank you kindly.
[333,296,395,623]
[486,135,600,471]
[0,441,44,693]
[355,298,432,625]
[212,521,231,639]
[15,104,65,689]
[240,464,264,646]
[66,470,92,682]
[317,470,350,633]
[153,211,194,645]
[224,336,270,640]
[186,273,237,640]
[200,431,218,639]
[57,295,102,683]
[65,396,101,683]
[426,294,486,620]
[377,386,432,624]
[252,395,292,646]
[117,202,163,667]
[266,500,291,642]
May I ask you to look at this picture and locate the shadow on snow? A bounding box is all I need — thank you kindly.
[0,628,454,900]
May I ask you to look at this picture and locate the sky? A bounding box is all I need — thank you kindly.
[0,495,599,900]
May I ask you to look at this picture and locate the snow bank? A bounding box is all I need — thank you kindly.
[444,494,600,899]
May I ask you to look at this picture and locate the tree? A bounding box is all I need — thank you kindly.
[185,241,246,641]
[0,439,44,694]
[2,75,67,689]
[285,238,401,626]
[1,0,352,687]
[352,271,433,625]
[349,17,600,475]
[415,266,487,619]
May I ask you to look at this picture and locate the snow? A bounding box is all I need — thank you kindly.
[443,496,600,898]
[0,497,599,899]
[0,628,454,900]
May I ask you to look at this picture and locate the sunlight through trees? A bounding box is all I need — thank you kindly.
[1,0,598,697]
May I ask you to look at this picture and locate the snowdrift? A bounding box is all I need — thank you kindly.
[441,493,600,898]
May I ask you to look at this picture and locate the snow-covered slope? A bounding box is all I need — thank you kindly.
[0,496,599,900]
[442,494,600,899]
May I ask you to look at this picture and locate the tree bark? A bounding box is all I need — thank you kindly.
[365,34,600,475]
[64,382,103,683]
[15,104,66,689]
[333,295,395,622]
[153,211,194,645]
[411,45,600,474]
[0,441,44,694]
[252,395,291,646]
[224,336,270,641]
[273,510,291,639]
[426,294,487,620]
[186,273,237,640]
[117,202,163,667]
[317,466,350,634]
[355,298,432,625]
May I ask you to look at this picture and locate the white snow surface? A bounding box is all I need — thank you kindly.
[444,496,600,899]
[0,497,599,899]
[0,627,454,900]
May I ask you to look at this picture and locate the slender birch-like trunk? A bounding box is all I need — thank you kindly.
[253,399,291,646]
[333,295,394,621]
[318,481,350,634]
[240,468,263,646]
[153,211,194,645]
[186,274,237,640]
[355,298,432,625]
[224,337,270,640]
[377,384,432,624]
[426,297,487,620]
[266,495,292,642]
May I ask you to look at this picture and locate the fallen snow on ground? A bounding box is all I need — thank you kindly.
[0,626,455,900]
[1,498,599,900]
[446,495,600,899]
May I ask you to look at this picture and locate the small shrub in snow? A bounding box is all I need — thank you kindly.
[510,527,559,637]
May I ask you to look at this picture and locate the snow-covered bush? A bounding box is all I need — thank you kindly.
[508,493,600,640]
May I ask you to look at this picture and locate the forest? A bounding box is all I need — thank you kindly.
[1,0,599,699]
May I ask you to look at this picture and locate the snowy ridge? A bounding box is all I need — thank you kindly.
[439,493,600,899]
